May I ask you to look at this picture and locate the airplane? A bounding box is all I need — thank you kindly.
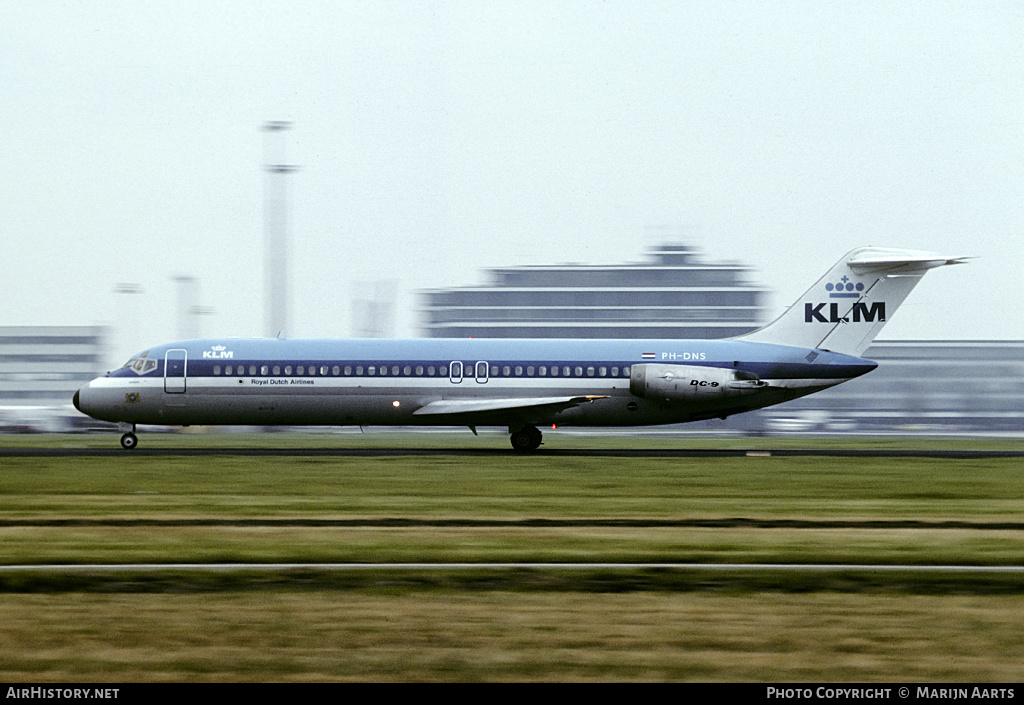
[73,247,967,451]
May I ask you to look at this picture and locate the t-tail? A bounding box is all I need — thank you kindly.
[738,247,970,356]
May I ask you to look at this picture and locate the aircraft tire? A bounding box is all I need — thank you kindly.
[509,426,542,452]
[120,433,138,450]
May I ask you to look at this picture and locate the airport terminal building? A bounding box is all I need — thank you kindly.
[0,326,107,404]
[0,326,108,430]
[766,340,1024,435]
[420,243,767,340]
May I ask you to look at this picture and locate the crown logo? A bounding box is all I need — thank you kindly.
[212,345,226,351]
[825,275,864,298]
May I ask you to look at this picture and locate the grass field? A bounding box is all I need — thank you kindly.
[1,431,1023,681]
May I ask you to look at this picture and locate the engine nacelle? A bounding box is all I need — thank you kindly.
[629,364,768,401]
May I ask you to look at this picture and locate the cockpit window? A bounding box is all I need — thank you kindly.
[123,351,158,375]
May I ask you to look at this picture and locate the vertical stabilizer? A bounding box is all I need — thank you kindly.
[738,247,968,356]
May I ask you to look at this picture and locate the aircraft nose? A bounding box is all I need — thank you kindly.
[73,389,81,412]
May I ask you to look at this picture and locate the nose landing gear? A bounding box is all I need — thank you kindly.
[119,423,138,450]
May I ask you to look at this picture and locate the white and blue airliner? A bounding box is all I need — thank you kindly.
[74,247,966,450]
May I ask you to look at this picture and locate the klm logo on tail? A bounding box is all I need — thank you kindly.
[805,277,884,323]
[804,301,885,323]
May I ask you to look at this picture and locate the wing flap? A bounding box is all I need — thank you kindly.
[412,395,607,417]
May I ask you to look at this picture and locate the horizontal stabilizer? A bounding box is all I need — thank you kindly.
[413,395,607,417]
[847,251,972,273]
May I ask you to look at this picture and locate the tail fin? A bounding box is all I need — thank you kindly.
[738,247,969,356]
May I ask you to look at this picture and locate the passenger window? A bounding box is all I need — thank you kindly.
[393,366,400,376]
[527,366,535,376]
[355,366,363,376]
[213,365,221,375]
[427,366,435,376]
[587,367,595,377]
[321,366,328,375]
[261,365,269,375]
[249,365,257,376]
[297,366,304,375]
[273,365,281,375]
[344,366,352,375]
[551,366,559,376]
[369,366,376,376]
[599,367,607,377]
[332,366,340,376]
[538,366,547,376]
[503,366,511,376]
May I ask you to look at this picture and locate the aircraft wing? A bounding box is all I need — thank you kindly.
[412,395,608,417]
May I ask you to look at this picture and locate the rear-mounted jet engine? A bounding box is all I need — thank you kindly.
[629,364,768,401]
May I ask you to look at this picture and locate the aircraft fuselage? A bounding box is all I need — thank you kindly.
[74,336,874,431]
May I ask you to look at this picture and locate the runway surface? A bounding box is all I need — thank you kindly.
[3,446,1023,458]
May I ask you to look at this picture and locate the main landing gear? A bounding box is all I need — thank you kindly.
[119,423,138,450]
[509,425,543,452]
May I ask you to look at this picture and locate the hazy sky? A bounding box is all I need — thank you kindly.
[3,1,1021,362]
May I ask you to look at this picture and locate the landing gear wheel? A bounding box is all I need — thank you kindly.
[120,433,138,450]
[509,425,542,452]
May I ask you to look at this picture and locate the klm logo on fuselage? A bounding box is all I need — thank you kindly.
[202,345,234,359]
[804,301,885,323]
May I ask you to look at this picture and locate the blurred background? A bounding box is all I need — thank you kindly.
[2,1,1021,435]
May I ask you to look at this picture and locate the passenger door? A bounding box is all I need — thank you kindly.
[164,350,187,393]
